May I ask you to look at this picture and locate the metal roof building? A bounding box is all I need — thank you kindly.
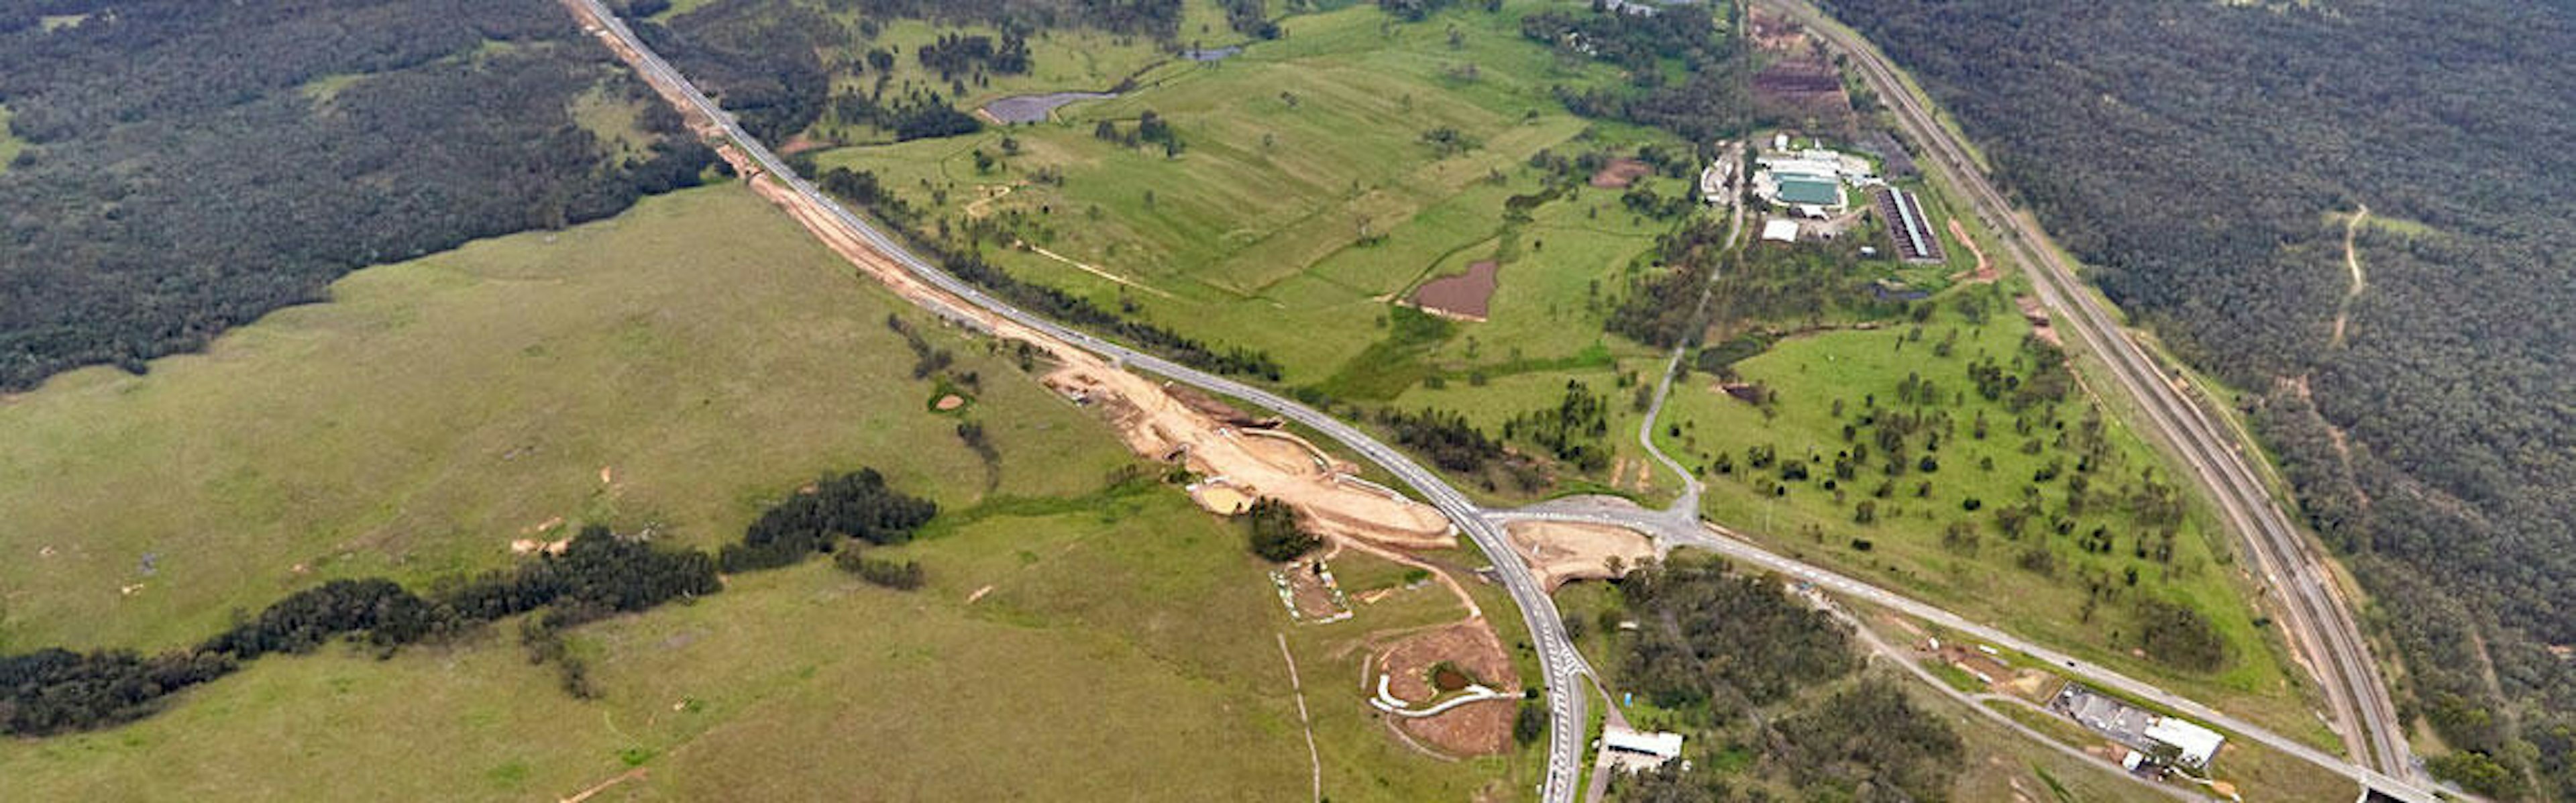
[2143,716,2226,769]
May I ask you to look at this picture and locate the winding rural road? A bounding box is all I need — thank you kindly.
[557,3,1597,800]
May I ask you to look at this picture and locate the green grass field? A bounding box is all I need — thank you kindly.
[0,186,1126,653]
[0,182,1538,799]
[816,1,1681,386]
[0,488,1524,801]
[0,103,23,174]
[1650,278,2336,745]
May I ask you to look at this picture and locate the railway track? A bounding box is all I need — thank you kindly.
[1765,0,2417,788]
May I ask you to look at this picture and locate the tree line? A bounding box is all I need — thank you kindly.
[815,165,1287,381]
[0,470,938,737]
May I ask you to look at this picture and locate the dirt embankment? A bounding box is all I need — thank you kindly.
[1504,521,1653,592]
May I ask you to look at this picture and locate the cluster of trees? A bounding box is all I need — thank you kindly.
[835,549,928,590]
[1092,109,1183,156]
[1241,498,1322,561]
[834,87,985,142]
[1823,0,2576,795]
[631,0,839,142]
[842,0,1185,40]
[720,469,940,572]
[1374,407,1506,473]
[1375,0,1460,23]
[1606,217,1731,347]
[1609,559,1963,800]
[1618,558,1858,711]
[917,32,1031,79]
[1521,1,1753,144]
[1500,380,1612,473]
[3,468,943,736]
[1218,0,1279,40]
[0,0,715,391]
[1769,679,1965,800]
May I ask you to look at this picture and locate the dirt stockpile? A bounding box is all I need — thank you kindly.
[1504,521,1654,591]
[1411,260,1499,320]
[1044,368,1456,551]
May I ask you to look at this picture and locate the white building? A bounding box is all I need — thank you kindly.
[1603,725,1684,771]
[2143,716,2226,770]
[1761,218,1801,243]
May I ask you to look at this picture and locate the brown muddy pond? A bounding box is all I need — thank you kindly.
[1411,260,1499,319]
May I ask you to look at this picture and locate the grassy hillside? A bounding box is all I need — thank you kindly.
[0,182,1530,799]
[1651,278,2332,745]
[817,0,1683,384]
[0,186,1123,653]
[0,490,1521,801]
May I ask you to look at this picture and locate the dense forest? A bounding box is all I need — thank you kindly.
[1609,557,1962,800]
[0,0,715,391]
[1520,0,1753,144]
[1817,0,2576,796]
[0,472,936,737]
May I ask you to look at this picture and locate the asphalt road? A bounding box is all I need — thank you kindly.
[566,2,2428,798]
[1763,0,2412,782]
[558,3,1596,800]
[1491,504,2436,802]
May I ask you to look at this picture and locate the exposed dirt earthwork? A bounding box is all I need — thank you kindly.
[1502,521,1654,592]
[1370,623,1521,757]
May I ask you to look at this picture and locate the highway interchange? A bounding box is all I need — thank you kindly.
[568,0,2438,799]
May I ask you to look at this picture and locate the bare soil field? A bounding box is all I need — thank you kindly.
[1588,158,1652,189]
[1411,260,1499,321]
[1503,521,1654,591]
[1374,623,1519,757]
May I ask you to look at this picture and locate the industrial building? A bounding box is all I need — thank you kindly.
[1750,142,1878,214]
[1873,186,1945,263]
[1601,725,1685,772]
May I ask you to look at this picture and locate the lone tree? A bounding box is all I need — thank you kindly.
[1243,498,1322,561]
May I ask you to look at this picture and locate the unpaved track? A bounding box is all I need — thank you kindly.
[2330,205,2369,348]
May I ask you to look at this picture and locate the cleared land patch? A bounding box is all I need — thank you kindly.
[1411,260,1501,320]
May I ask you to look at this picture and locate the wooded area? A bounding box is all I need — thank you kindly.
[0,0,714,390]
[0,471,937,737]
[1819,0,2576,796]
[1609,558,1962,800]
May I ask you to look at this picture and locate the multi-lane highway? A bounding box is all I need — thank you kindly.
[556,2,1597,799]
[1766,0,2414,787]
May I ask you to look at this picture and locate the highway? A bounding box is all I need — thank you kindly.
[1765,0,2417,790]
[557,2,1597,800]
[1489,502,2436,801]
[566,1,2426,799]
